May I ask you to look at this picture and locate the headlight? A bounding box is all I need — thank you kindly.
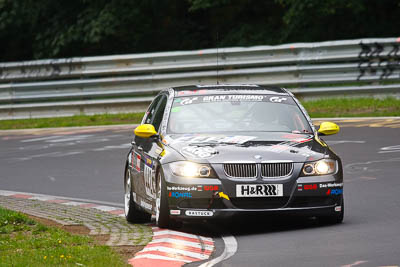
[169,161,215,178]
[302,159,337,176]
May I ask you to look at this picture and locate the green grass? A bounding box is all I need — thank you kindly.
[302,97,400,118]
[0,97,399,130]
[0,206,128,266]
[0,113,144,130]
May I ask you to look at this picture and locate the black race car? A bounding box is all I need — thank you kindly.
[124,84,344,228]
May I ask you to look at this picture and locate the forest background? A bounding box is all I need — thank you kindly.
[1,0,399,62]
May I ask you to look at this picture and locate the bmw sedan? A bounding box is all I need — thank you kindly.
[124,84,344,228]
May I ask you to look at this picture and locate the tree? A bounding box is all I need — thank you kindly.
[1,0,400,61]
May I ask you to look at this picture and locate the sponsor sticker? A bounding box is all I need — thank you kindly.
[236,184,283,197]
[185,210,214,217]
[169,192,192,198]
[167,186,198,191]
[326,189,343,195]
[170,210,181,215]
[174,93,295,106]
[304,184,317,190]
[202,95,264,102]
[298,184,318,191]
[204,185,219,191]
[319,183,343,188]
[145,157,153,167]
[227,95,264,101]
[203,95,228,102]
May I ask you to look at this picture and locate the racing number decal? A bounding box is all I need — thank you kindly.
[144,165,156,199]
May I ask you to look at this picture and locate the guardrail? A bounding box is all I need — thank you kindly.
[1,37,400,120]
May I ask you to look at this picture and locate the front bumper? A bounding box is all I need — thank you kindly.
[171,206,341,220]
[163,165,343,220]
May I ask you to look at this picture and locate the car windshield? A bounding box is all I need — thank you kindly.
[167,94,312,134]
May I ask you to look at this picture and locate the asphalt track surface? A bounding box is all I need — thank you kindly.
[1,118,400,267]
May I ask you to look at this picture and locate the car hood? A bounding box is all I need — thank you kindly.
[163,132,328,163]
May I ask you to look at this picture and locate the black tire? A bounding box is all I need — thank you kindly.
[155,170,170,228]
[319,198,344,225]
[124,167,151,223]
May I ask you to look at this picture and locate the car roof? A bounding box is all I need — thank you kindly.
[171,84,288,96]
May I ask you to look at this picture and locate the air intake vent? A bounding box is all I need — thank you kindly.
[261,162,293,178]
[223,163,257,178]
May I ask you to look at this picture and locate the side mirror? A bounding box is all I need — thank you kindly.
[134,124,158,138]
[318,122,340,136]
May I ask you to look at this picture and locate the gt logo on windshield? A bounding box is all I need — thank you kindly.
[180,97,198,105]
[269,96,287,103]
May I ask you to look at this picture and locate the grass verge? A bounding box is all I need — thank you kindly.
[0,113,145,130]
[302,97,400,118]
[0,206,128,266]
[0,97,399,130]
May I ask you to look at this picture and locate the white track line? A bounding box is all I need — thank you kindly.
[29,196,57,201]
[199,234,238,267]
[0,190,18,196]
[0,190,123,208]
[132,254,191,263]
[341,261,368,267]
[153,228,213,242]
[92,205,119,212]
[63,201,89,206]
[139,246,209,260]
[149,238,214,250]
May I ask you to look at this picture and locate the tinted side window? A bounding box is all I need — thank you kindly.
[151,95,168,132]
[143,96,161,125]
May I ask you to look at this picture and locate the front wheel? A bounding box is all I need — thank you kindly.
[155,170,170,228]
[124,167,151,223]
